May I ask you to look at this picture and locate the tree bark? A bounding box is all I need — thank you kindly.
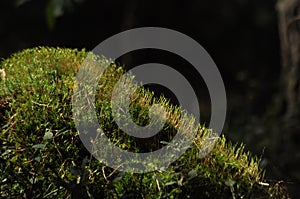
[276,0,300,130]
[276,1,300,196]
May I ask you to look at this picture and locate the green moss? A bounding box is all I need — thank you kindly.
[0,47,289,198]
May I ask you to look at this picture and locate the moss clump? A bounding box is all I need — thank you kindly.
[0,47,289,198]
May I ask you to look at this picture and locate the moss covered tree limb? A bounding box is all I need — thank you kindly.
[0,47,289,198]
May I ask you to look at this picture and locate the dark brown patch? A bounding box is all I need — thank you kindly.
[0,98,10,120]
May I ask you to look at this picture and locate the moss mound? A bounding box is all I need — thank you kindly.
[0,47,288,198]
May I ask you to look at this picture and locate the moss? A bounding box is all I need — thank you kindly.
[0,47,289,198]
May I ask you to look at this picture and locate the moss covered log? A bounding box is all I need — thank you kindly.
[0,47,289,198]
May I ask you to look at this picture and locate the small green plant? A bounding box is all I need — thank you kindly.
[0,47,289,198]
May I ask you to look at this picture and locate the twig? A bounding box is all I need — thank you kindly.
[2,113,17,135]
[31,100,51,108]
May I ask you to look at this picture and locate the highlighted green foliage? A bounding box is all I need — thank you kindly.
[0,47,288,198]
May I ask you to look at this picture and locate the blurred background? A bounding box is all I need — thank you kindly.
[0,0,299,197]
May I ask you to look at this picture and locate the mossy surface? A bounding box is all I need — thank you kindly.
[0,47,289,198]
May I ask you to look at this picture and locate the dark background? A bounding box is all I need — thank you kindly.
[0,0,299,197]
